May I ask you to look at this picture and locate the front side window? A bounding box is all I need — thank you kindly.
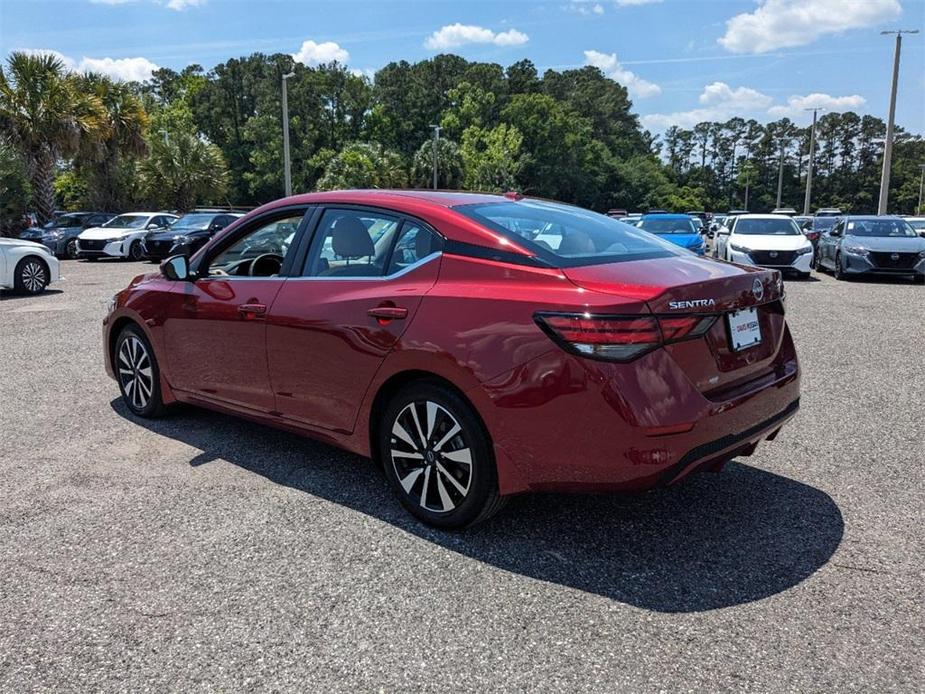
[734,218,801,236]
[455,200,682,268]
[304,209,400,277]
[207,214,304,277]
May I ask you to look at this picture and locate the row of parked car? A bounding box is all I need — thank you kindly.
[18,209,245,262]
[613,208,925,283]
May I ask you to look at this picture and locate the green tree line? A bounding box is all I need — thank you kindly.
[1,50,922,235]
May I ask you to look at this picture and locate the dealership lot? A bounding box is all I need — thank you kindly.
[1,261,922,691]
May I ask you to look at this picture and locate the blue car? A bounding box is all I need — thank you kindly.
[636,213,706,255]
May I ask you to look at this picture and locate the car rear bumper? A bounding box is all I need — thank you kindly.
[476,322,801,495]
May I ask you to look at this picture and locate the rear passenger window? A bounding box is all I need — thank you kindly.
[386,224,443,275]
[304,209,400,277]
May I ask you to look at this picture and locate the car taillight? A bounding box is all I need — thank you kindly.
[535,312,715,362]
[806,231,819,241]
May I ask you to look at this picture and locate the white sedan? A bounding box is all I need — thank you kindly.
[77,212,178,261]
[714,214,814,278]
[0,237,61,294]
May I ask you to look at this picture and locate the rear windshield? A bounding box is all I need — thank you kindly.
[638,217,697,234]
[735,218,801,236]
[454,200,682,267]
[846,219,917,238]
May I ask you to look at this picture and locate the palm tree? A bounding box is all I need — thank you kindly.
[139,126,229,211]
[0,52,106,222]
[76,73,149,211]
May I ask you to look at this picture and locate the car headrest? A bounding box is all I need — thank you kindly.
[331,217,374,258]
[557,231,596,256]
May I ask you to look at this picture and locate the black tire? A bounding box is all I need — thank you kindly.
[834,253,847,281]
[128,241,144,261]
[64,238,79,260]
[913,274,925,285]
[114,324,166,418]
[378,382,505,529]
[13,256,49,294]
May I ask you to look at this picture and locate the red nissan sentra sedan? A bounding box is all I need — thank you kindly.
[103,190,800,528]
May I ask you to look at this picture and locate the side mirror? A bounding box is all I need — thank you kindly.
[161,254,190,281]
[918,231,925,238]
[146,222,160,230]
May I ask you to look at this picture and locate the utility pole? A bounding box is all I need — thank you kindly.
[776,138,788,209]
[282,72,295,197]
[878,30,919,215]
[744,169,751,211]
[803,108,824,215]
[429,124,441,190]
[918,163,925,214]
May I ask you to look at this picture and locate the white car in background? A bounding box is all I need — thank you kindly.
[714,214,814,279]
[0,237,61,294]
[77,212,178,261]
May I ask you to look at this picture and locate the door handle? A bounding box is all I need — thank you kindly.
[238,302,267,319]
[367,306,408,322]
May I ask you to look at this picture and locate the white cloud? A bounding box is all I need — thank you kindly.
[583,49,661,98]
[79,56,159,81]
[719,0,901,54]
[18,49,159,81]
[292,40,349,66]
[768,92,867,118]
[424,24,529,50]
[350,67,377,81]
[566,1,605,14]
[165,0,205,9]
[640,81,773,129]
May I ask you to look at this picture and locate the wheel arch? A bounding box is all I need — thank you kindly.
[106,314,178,405]
[14,254,50,291]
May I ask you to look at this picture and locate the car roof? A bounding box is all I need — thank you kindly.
[732,214,793,220]
[842,215,904,220]
[640,213,692,219]
[245,190,551,253]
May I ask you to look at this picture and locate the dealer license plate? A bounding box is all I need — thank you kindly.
[727,307,762,351]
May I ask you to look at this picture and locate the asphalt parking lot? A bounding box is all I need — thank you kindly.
[1,259,922,692]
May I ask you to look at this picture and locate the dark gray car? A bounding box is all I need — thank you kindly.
[816,215,925,283]
[20,212,115,259]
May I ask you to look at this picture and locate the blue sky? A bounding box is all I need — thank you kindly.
[1,0,923,133]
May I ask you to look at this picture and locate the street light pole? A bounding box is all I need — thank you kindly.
[776,138,787,209]
[878,30,919,215]
[803,108,823,215]
[918,163,925,214]
[429,124,441,190]
[282,72,295,197]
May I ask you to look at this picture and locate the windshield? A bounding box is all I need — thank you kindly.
[169,213,215,231]
[638,217,697,234]
[44,214,86,229]
[846,219,917,238]
[455,200,682,267]
[734,218,801,236]
[812,217,837,231]
[104,214,149,229]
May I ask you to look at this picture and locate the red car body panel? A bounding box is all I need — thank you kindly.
[104,190,800,497]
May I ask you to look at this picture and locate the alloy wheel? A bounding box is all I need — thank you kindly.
[66,239,79,259]
[20,260,47,293]
[389,401,473,513]
[118,335,154,410]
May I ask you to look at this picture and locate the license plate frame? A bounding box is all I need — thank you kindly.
[727,307,762,351]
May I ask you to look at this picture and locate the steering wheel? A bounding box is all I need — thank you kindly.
[249,253,284,277]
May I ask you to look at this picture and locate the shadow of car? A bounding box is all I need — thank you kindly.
[111,398,843,613]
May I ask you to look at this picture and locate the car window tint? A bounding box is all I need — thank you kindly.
[208,214,304,276]
[386,224,443,275]
[304,209,400,277]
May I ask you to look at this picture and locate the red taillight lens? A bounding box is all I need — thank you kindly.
[657,315,716,341]
[806,232,819,241]
[536,313,716,362]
